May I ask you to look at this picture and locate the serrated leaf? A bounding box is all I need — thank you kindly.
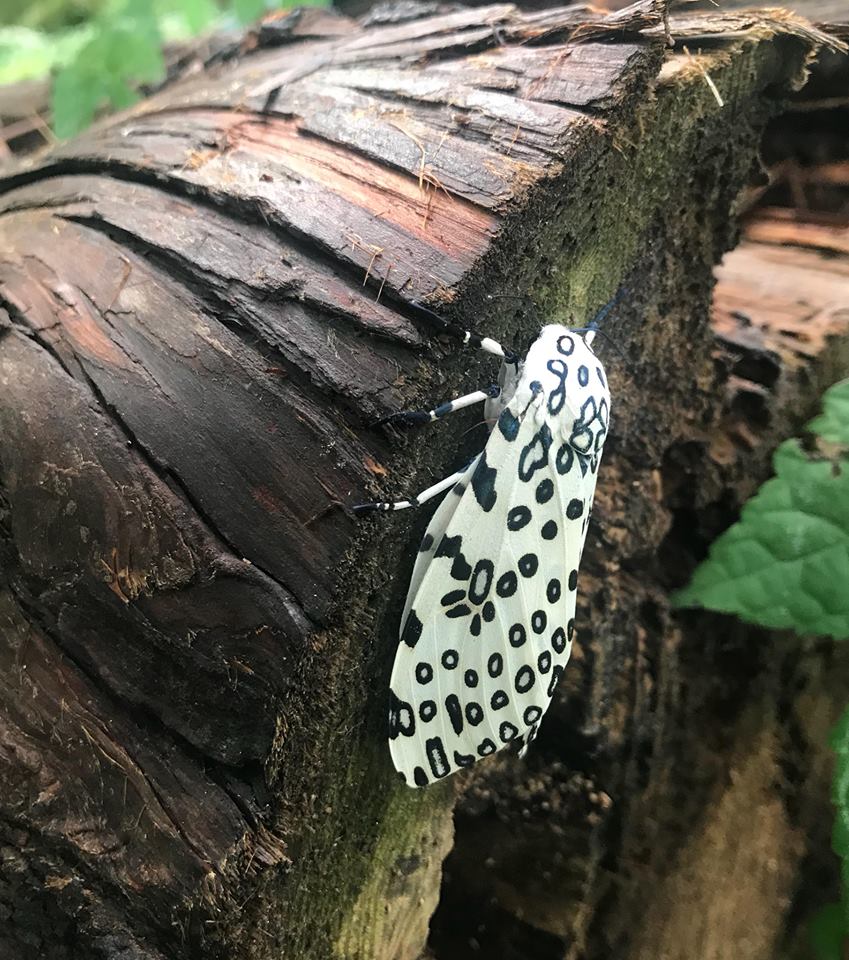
[50,0,165,138]
[810,380,849,447]
[51,61,103,138]
[673,379,849,639]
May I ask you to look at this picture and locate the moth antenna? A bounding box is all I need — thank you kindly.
[406,299,518,363]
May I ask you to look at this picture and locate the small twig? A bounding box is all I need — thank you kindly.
[683,46,724,108]
[376,263,392,303]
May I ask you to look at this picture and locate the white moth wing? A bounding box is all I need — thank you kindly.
[401,453,482,628]
[401,364,517,626]
[389,328,609,786]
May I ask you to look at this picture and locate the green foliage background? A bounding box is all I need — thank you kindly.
[674,379,849,639]
[0,0,325,137]
[674,378,849,955]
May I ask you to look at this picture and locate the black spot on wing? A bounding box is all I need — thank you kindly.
[469,559,494,603]
[551,627,567,654]
[487,652,503,678]
[523,705,542,725]
[499,721,519,743]
[498,408,520,441]
[401,610,423,649]
[541,519,558,540]
[455,751,475,767]
[415,662,433,684]
[435,534,473,581]
[441,589,466,607]
[497,571,517,598]
[519,424,553,482]
[556,443,574,476]
[491,689,509,710]
[414,767,429,787]
[445,694,464,736]
[507,506,532,531]
[426,737,450,779]
[465,702,484,725]
[509,624,527,648]
[471,451,498,512]
[441,650,459,669]
[389,690,415,739]
[446,604,472,619]
[536,479,554,503]
[419,700,436,721]
[515,665,535,693]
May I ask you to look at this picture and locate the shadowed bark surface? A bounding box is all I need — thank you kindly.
[0,4,846,959]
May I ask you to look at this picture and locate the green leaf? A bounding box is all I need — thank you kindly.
[50,0,165,138]
[51,59,103,138]
[831,705,849,753]
[811,904,847,960]
[673,379,849,639]
[810,380,849,446]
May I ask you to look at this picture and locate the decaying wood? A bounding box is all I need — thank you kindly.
[0,4,846,959]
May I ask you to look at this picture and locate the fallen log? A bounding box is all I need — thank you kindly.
[0,4,845,958]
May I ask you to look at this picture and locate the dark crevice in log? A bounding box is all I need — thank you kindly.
[57,211,415,428]
[0,604,222,960]
[0,160,458,364]
[68,336,312,619]
[0,158,390,306]
[1,308,302,618]
[0,176,425,353]
[0,257,356,616]
[2,497,265,841]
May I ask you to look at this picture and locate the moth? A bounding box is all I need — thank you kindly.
[359,310,611,787]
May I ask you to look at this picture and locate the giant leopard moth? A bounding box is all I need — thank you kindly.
[359,304,611,787]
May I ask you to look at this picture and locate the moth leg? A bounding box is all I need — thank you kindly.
[353,465,471,514]
[374,384,500,429]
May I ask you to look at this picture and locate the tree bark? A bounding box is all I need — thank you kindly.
[0,4,845,959]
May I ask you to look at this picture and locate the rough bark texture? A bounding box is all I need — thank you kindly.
[0,4,846,959]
